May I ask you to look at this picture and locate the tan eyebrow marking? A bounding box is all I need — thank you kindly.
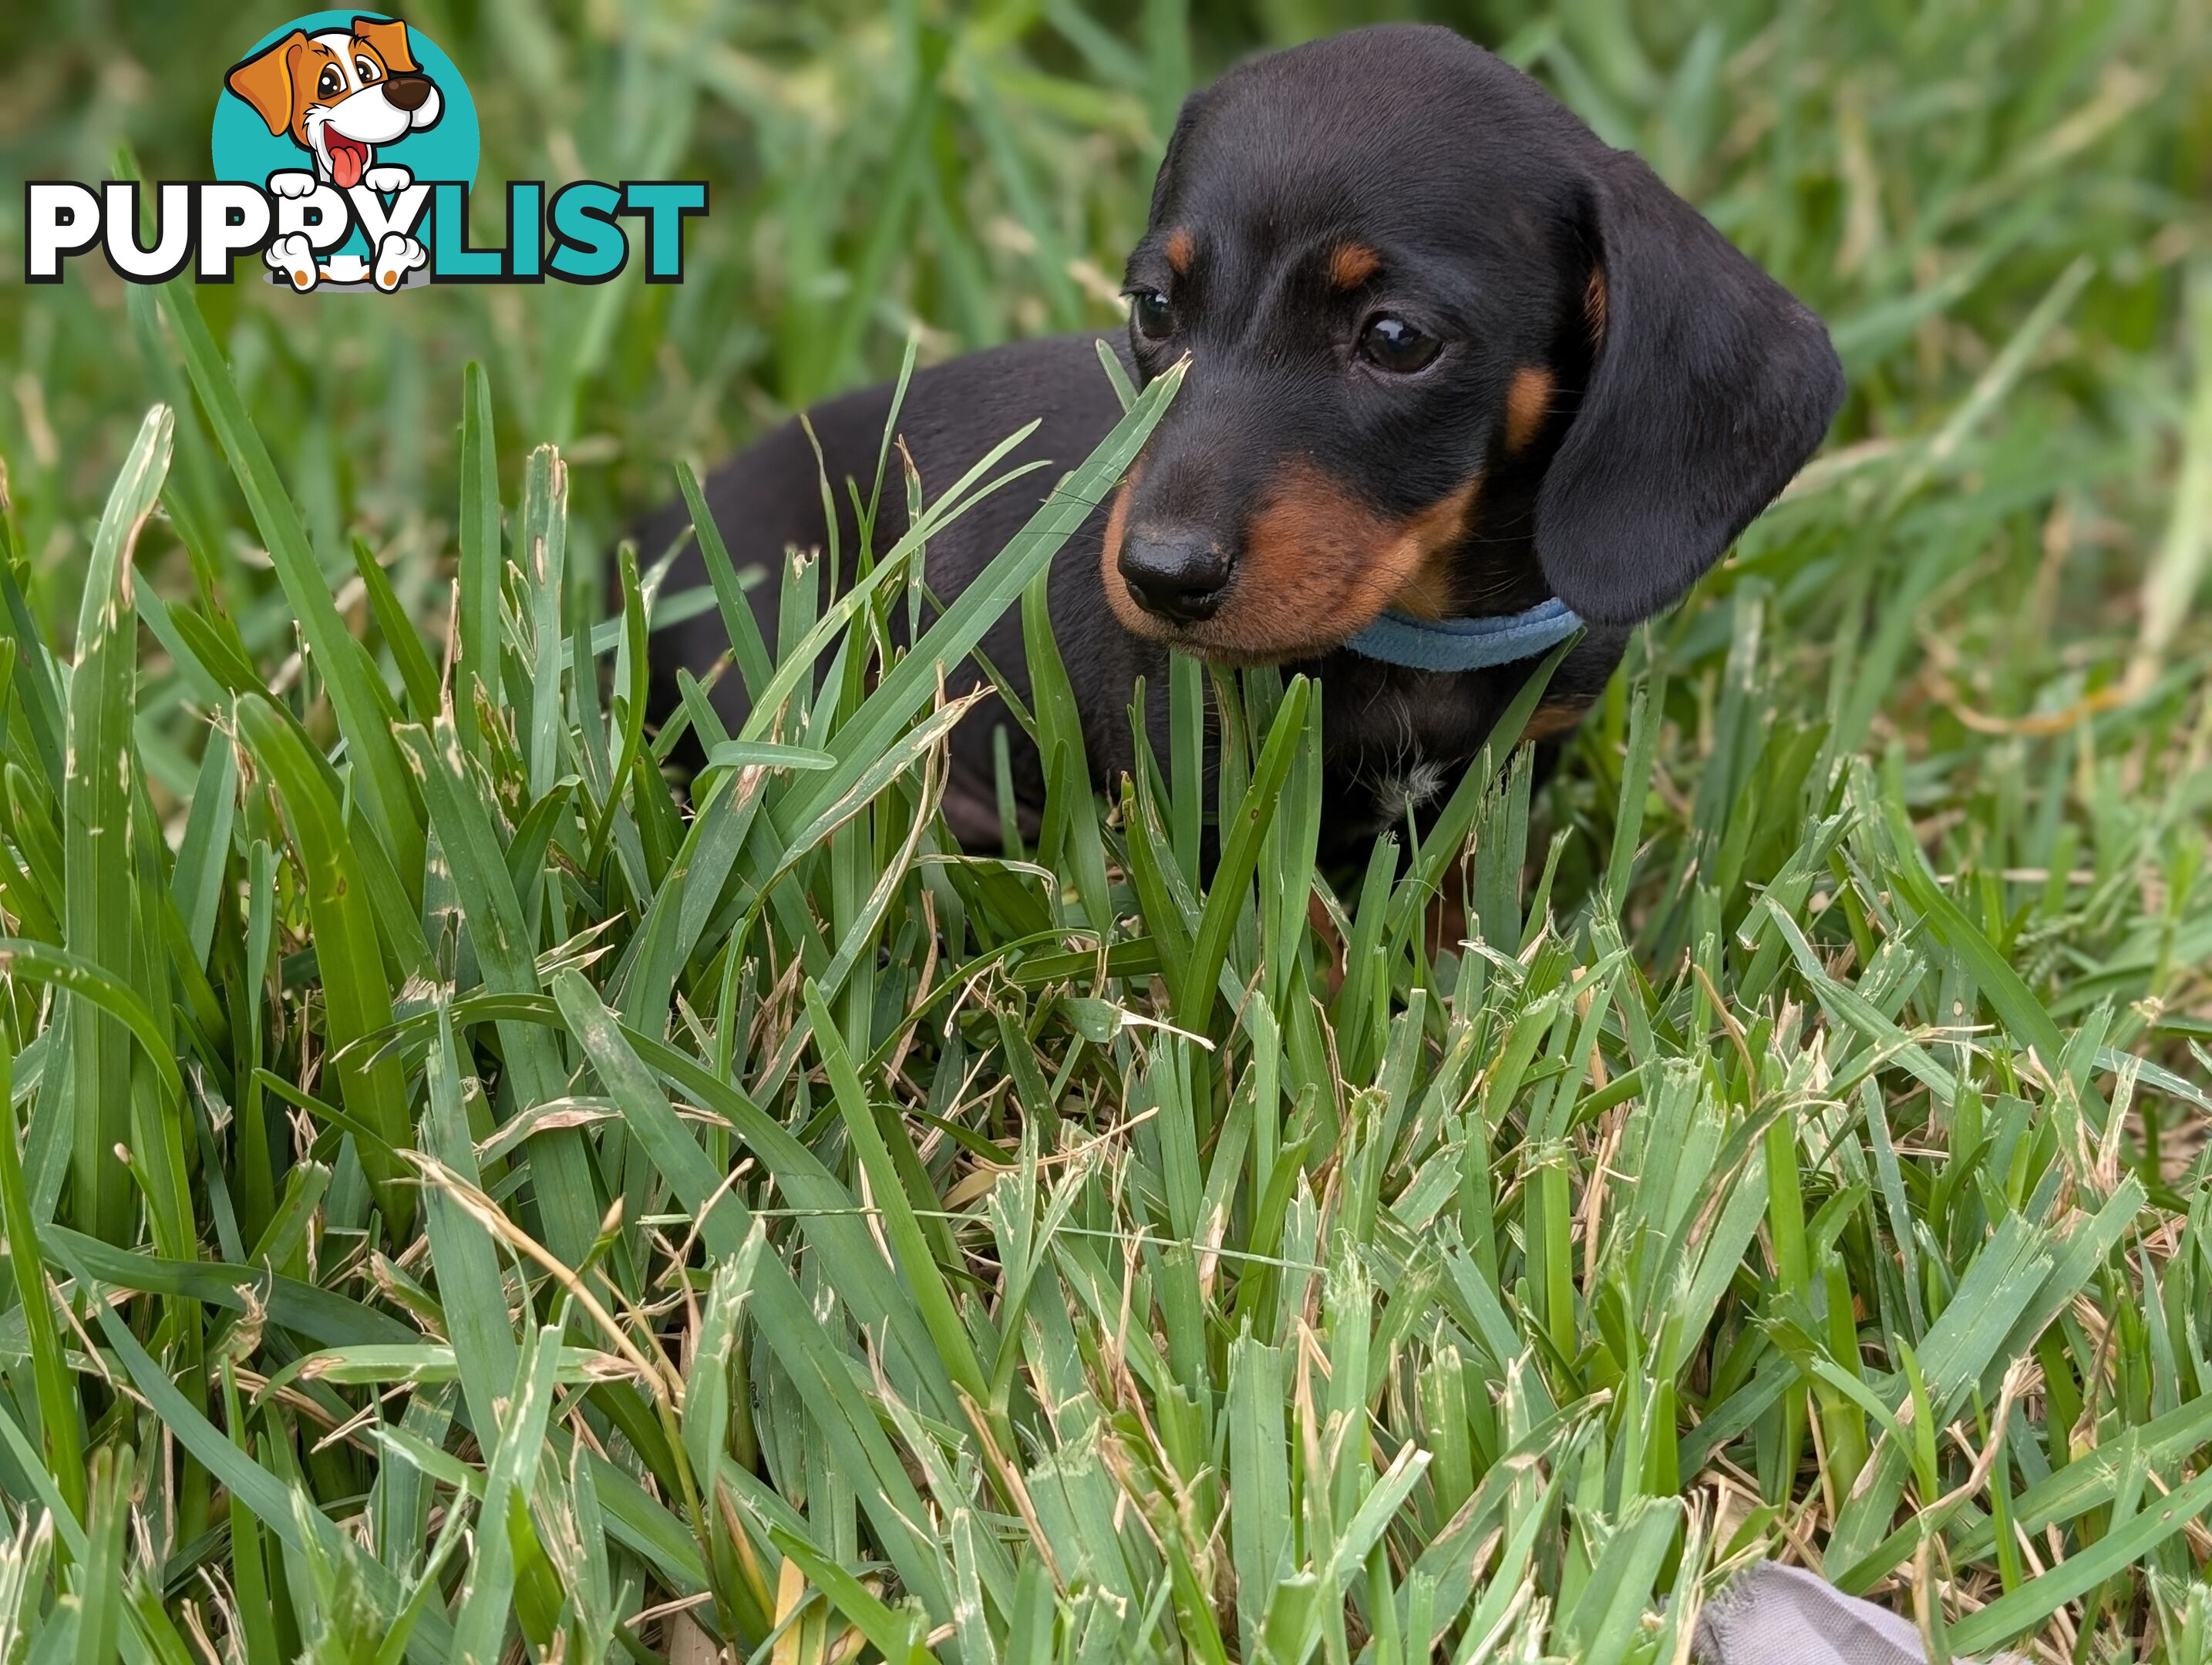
[1165,228,1195,274]
[1504,367,1554,452]
[1328,243,1380,288]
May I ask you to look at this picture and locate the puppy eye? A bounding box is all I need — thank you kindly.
[317,66,343,98]
[1359,314,1442,374]
[355,56,381,82]
[1130,289,1174,341]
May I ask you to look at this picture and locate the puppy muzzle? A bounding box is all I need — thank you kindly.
[383,73,435,113]
[320,84,433,146]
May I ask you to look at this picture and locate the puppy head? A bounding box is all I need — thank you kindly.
[224,16,443,188]
[1107,24,1843,662]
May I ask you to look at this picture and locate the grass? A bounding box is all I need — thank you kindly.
[2,0,2210,1660]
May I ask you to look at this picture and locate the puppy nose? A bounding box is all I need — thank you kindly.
[383,73,433,111]
[1119,527,1232,622]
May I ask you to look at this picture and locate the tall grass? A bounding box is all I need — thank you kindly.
[0,0,2209,1660]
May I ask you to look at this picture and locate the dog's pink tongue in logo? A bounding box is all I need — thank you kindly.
[328,134,369,189]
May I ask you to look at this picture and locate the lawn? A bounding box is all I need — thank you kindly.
[1,1,2210,1660]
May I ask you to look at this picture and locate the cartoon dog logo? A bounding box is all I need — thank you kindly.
[224,16,441,291]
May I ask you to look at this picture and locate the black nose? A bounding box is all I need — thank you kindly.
[384,73,433,111]
[1119,528,1232,623]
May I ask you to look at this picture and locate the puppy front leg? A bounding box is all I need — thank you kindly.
[372,233,427,292]
[264,173,324,290]
[265,233,319,292]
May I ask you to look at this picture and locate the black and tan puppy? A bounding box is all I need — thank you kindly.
[642,25,1842,864]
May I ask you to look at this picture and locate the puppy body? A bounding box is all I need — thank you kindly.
[645,26,1841,864]
[644,334,1153,852]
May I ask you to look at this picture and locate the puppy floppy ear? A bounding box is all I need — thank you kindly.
[352,17,421,74]
[1534,153,1843,626]
[226,30,309,136]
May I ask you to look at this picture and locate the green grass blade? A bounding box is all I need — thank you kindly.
[397,720,602,1268]
[0,1044,84,1522]
[62,405,169,1245]
[457,362,500,752]
[675,460,776,703]
[352,536,443,725]
[153,285,424,900]
[520,445,569,799]
[236,696,414,1236]
[805,977,991,1408]
[452,1322,562,1663]
[1175,674,1308,1032]
[167,730,235,970]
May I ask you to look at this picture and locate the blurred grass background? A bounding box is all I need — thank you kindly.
[5,1,2212,1659]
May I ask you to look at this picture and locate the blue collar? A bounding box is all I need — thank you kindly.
[1344,597,1584,672]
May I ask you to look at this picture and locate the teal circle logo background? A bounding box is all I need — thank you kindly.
[210,12,479,191]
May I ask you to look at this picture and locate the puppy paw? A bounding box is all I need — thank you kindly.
[265,233,318,292]
[267,170,319,200]
[372,233,427,292]
[363,164,413,194]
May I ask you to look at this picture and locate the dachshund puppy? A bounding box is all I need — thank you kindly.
[640,24,1842,864]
